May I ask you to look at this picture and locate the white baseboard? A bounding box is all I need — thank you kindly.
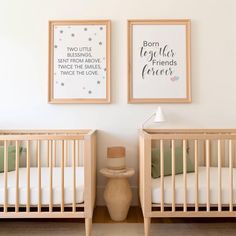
[96,186,139,206]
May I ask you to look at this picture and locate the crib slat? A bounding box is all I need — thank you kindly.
[49,140,53,212]
[203,141,206,166]
[77,140,80,167]
[26,141,30,212]
[37,140,41,212]
[64,140,68,167]
[206,139,210,212]
[61,140,65,212]
[221,140,225,167]
[15,140,19,212]
[53,140,56,167]
[72,140,76,212]
[160,139,164,212]
[229,139,233,212]
[171,139,175,212]
[217,139,222,211]
[4,141,8,213]
[183,140,187,212]
[194,140,199,212]
[47,140,50,167]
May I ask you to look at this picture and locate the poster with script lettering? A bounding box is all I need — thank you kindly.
[49,20,111,103]
[128,20,191,103]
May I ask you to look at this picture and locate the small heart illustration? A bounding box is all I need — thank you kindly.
[170,76,180,82]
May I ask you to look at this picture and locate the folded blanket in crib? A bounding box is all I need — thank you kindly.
[0,145,23,173]
[151,147,194,178]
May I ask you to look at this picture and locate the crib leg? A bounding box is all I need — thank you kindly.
[85,218,92,236]
[144,217,151,236]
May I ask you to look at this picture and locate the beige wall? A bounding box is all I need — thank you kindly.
[0,0,235,205]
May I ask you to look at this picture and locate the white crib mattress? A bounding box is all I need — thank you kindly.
[0,167,84,206]
[152,167,236,205]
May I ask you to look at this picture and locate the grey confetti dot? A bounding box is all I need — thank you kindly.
[99,42,102,45]
[100,27,103,30]
[88,37,92,41]
[60,30,63,34]
[71,33,75,37]
[56,81,58,84]
[84,28,87,31]
[97,81,101,84]
[103,76,105,79]
[83,87,86,90]
[88,90,92,94]
[104,68,106,71]
[61,83,64,86]
[103,57,105,60]
[94,33,97,35]
[54,45,58,48]
[59,38,62,41]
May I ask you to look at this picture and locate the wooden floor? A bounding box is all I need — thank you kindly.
[93,206,236,223]
[2,207,236,236]
[3,206,236,224]
[1,222,236,236]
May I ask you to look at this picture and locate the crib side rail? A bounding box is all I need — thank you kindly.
[0,134,85,141]
[0,129,92,135]
[140,129,236,217]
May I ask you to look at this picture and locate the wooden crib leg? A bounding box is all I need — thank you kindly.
[85,218,92,236]
[144,217,151,236]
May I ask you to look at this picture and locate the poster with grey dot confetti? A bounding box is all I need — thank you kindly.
[53,24,107,99]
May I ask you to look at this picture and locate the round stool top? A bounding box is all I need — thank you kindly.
[100,168,135,178]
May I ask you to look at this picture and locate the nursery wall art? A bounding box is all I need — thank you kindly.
[128,19,191,103]
[48,20,111,103]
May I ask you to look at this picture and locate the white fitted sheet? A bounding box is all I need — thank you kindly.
[0,167,84,205]
[152,167,236,205]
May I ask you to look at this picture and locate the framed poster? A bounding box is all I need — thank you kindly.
[128,19,191,103]
[48,20,111,104]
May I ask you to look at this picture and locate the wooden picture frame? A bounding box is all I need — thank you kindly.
[48,20,111,104]
[128,19,191,103]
